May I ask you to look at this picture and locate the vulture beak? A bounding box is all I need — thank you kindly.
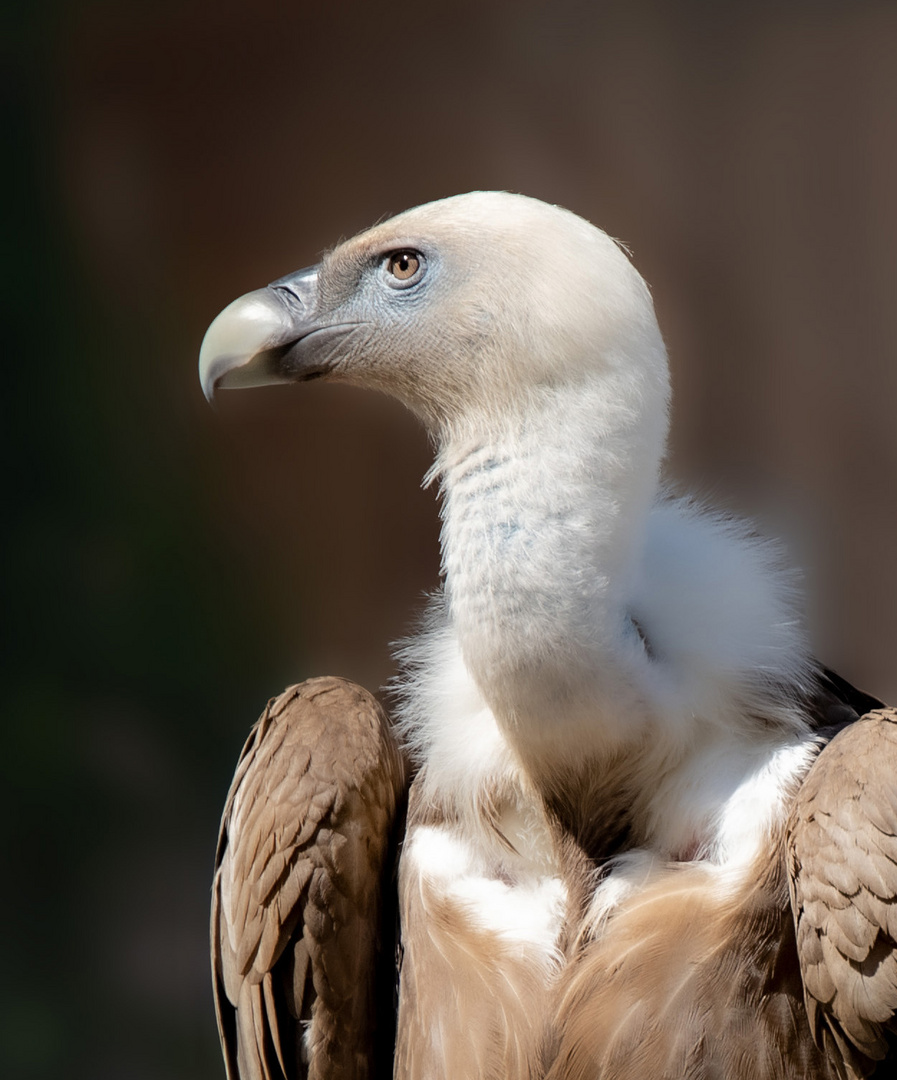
[199,265,340,402]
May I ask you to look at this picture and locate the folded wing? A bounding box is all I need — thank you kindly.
[212,677,407,1080]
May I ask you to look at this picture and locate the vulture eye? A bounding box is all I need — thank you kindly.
[384,250,425,287]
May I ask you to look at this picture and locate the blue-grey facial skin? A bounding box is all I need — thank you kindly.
[283,238,473,425]
[316,243,435,361]
[201,235,451,418]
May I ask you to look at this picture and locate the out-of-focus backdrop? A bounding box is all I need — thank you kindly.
[5,1,896,1076]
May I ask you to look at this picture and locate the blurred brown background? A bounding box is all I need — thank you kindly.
[4,1,896,1077]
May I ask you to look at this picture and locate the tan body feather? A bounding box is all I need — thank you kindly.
[212,680,897,1080]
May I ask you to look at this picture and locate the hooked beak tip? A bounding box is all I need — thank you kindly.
[198,266,322,404]
[198,288,293,403]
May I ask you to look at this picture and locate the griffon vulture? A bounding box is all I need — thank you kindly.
[199,192,897,1079]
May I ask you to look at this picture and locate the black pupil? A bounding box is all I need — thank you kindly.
[398,255,410,271]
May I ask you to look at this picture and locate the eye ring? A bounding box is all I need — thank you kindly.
[383,249,425,288]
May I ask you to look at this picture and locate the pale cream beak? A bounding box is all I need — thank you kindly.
[198,265,324,402]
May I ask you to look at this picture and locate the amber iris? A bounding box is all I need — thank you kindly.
[387,251,420,280]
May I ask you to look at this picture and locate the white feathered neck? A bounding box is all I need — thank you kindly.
[398,391,816,864]
[436,376,664,758]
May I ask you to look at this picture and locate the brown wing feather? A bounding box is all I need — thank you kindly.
[212,677,407,1080]
[788,707,897,1078]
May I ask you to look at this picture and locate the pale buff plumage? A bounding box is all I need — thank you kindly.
[202,193,897,1079]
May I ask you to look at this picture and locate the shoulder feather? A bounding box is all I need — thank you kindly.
[789,707,897,1077]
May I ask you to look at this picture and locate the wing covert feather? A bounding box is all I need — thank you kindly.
[789,707,897,1077]
[212,677,407,1080]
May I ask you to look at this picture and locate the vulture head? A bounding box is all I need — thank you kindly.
[200,191,669,447]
